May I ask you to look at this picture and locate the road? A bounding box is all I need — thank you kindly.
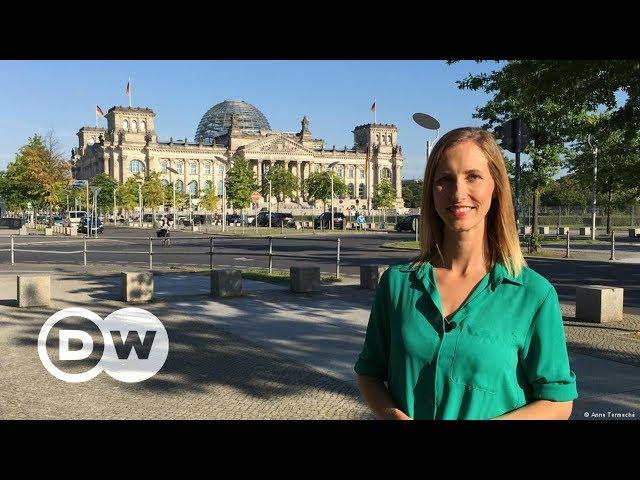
[1,227,639,307]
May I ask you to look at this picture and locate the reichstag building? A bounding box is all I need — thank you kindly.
[71,100,405,210]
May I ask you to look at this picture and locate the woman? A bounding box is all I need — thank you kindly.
[354,127,577,420]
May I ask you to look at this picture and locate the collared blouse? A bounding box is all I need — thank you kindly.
[354,261,578,420]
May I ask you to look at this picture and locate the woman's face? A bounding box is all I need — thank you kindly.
[432,140,496,234]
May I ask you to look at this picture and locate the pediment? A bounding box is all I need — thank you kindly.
[243,135,316,156]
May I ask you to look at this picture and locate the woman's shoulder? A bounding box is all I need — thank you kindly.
[514,264,556,298]
[380,261,426,284]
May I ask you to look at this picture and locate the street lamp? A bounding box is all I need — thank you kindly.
[328,161,340,230]
[135,177,144,228]
[412,113,441,162]
[214,155,231,232]
[268,179,272,229]
[587,134,598,241]
[166,166,179,228]
[90,186,101,238]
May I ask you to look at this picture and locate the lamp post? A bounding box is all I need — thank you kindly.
[412,113,441,233]
[214,155,231,233]
[328,161,340,230]
[166,166,179,229]
[113,187,116,227]
[268,179,272,229]
[135,178,144,229]
[90,187,101,239]
[587,134,598,241]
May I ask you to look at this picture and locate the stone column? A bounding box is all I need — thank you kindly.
[256,160,262,192]
[197,159,203,198]
[103,153,109,175]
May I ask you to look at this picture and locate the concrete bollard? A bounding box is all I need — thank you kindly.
[368,223,376,230]
[191,225,199,232]
[17,275,51,307]
[629,228,640,238]
[558,227,570,235]
[210,269,242,297]
[44,227,53,236]
[290,266,321,293]
[121,272,154,303]
[294,221,302,230]
[576,285,624,323]
[519,226,532,235]
[360,265,389,289]
[19,226,28,236]
[538,226,549,234]
[579,227,591,236]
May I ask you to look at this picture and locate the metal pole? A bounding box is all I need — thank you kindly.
[557,204,561,237]
[610,230,615,261]
[565,230,570,258]
[591,142,598,241]
[222,167,226,233]
[209,236,213,270]
[331,175,334,230]
[268,237,273,274]
[336,237,341,279]
[268,180,272,229]
[83,235,87,267]
[10,235,14,265]
[149,236,153,270]
[113,188,116,228]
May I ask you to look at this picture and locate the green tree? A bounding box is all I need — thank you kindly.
[142,171,165,219]
[303,171,348,211]
[452,61,583,252]
[225,153,258,211]
[89,173,119,213]
[200,188,219,212]
[540,174,591,207]
[260,164,299,211]
[118,176,141,217]
[373,179,396,209]
[0,133,70,224]
[401,180,423,208]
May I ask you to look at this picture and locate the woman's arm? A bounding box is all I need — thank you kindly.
[356,374,411,420]
[492,400,573,420]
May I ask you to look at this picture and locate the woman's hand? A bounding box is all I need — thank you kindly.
[356,374,412,420]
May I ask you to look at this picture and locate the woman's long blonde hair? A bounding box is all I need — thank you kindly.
[413,127,526,277]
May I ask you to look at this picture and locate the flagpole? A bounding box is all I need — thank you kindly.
[128,76,132,107]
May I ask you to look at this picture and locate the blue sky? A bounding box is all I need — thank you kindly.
[0,60,504,179]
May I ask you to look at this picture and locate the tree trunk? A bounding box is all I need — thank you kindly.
[606,182,613,235]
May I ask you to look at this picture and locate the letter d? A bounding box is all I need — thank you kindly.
[59,330,94,361]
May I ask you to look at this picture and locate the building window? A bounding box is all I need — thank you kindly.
[349,166,354,178]
[176,162,183,174]
[161,179,169,188]
[175,180,184,193]
[337,166,344,177]
[122,120,129,131]
[204,180,212,191]
[376,134,380,143]
[190,163,197,175]
[188,181,198,195]
[140,121,146,132]
[131,120,138,133]
[382,167,392,180]
[217,180,223,197]
[348,183,355,198]
[218,165,224,175]
[162,162,168,173]
[129,160,145,173]
[359,183,366,198]
[359,168,365,179]
[314,164,322,173]
[204,163,211,175]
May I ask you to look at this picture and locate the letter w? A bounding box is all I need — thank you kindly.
[110,331,156,360]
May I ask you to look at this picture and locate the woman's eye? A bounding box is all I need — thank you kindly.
[468,174,481,181]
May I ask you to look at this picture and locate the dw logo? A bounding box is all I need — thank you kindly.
[38,307,169,383]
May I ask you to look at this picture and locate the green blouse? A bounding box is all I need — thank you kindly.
[354,261,578,420]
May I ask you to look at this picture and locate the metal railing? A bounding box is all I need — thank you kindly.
[2,234,343,278]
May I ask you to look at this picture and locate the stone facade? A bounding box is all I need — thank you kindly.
[71,105,405,211]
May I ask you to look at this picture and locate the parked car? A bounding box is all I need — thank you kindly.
[395,214,419,232]
[78,217,103,234]
[226,213,242,225]
[271,212,295,227]
[314,212,345,229]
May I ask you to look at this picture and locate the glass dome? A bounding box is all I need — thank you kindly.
[195,100,271,143]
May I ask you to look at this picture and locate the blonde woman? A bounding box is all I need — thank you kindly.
[354,127,577,420]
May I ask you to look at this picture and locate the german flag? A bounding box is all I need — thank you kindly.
[96,105,104,117]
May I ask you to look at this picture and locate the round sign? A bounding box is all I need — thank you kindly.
[413,113,440,130]
[251,191,261,203]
